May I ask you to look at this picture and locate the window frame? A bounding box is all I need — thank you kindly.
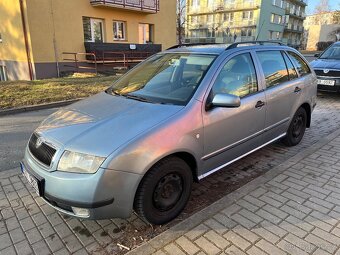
[113,20,126,41]
[286,51,311,77]
[281,51,299,80]
[207,51,260,102]
[83,17,104,43]
[255,49,291,89]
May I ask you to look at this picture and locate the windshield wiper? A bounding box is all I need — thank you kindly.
[121,94,152,103]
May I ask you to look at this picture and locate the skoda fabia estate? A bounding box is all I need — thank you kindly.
[22,42,317,224]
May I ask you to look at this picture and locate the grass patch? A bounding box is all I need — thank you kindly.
[0,74,118,109]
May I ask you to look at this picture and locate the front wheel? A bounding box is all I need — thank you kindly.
[283,107,307,146]
[134,157,193,225]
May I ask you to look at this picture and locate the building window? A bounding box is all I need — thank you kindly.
[113,21,126,40]
[269,31,281,40]
[272,0,283,8]
[271,13,282,24]
[207,14,214,23]
[83,17,104,43]
[241,28,253,37]
[224,13,234,22]
[192,0,200,7]
[0,66,8,81]
[139,23,154,44]
[242,11,253,20]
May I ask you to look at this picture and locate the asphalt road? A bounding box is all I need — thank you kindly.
[0,108,57,171]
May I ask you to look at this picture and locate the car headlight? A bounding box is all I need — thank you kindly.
[58,150,105,174]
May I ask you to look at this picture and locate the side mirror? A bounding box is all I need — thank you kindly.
[211,93,241,108]
[314,53,320,58]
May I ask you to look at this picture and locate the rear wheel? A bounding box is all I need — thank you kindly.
[134,157,193,225]
[283,107,307,146]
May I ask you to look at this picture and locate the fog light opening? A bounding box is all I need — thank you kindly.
[72,207,90,217]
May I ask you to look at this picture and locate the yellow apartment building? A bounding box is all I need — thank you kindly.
[303,11,340,50]
[0,0,177,81]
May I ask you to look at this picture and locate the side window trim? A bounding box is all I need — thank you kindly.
[285,50,311,77]
[285,50,302,78]
[206,51,260,102]
[281,51,298,81]
[255,49,290,89]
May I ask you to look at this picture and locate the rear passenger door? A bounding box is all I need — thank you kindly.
[255,50,301,142]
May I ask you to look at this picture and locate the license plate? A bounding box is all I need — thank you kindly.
[21,164,40,196]
[317,79,335,86]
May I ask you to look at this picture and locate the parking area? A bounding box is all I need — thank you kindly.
[0,92,340,255]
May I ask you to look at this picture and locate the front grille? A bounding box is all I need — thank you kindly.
[315,69,340,77]
[28,133,56,167]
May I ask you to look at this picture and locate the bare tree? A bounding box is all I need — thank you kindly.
[177,0,186,45]
[315,0,331,14]
[313,0,331,24]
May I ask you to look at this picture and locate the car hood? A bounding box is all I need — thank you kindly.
[311,59,340,70]
[36,92,184,157]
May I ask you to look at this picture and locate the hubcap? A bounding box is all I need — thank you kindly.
[153,173,183,211]
[292,114,304,138]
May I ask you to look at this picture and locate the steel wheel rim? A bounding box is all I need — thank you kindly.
[153,173,183,212]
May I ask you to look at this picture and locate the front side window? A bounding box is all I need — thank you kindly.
[107,53,216,105]
[83,17,104,42]
[212,53,258,98]
[287,51,311,76]
[257,51,289,88]
[113,21,126,40]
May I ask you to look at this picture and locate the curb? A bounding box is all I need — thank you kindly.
[0,99,82,117]
[127,128,340,255]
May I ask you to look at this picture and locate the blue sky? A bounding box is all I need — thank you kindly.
[306,0,339,14]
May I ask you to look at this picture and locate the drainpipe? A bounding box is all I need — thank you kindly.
[19,0,34,80]
[50,0,60,77]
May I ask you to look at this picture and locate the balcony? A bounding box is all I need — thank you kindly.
[188,1,260,15]
[285,8,306,20]
[89,0,159,13]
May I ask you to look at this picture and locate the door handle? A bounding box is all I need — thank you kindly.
[255,101,265,109]
[294,87,302,93]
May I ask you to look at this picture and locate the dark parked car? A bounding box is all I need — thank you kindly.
[311,41,340,92]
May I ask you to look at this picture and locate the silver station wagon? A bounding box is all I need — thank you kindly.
[22,41,317,224]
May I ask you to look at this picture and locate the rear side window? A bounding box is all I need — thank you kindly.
[256,51,289,88]
[282,51,298,80]
[287,51,311,76]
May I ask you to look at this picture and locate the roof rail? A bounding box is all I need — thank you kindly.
[167,42,224,50]
[226,41,285,50]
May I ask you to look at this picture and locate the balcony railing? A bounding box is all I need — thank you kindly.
[90,0,159,13]
[188,1,259,15]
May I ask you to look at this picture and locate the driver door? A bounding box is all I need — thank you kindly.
[201,52,266,177]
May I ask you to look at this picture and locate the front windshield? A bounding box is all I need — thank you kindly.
[320,44,340,60]
[107,53,216,105]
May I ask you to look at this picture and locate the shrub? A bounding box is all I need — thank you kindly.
[316,41,334,51]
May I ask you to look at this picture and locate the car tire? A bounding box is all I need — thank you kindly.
[134,157,193,225]
[283,107,307,147]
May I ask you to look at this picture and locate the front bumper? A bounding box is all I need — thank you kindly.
[22,149,143,220]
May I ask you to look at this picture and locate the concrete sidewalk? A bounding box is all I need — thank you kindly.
[128,129,340,255]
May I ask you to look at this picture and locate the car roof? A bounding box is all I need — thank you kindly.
[165,41,295,55]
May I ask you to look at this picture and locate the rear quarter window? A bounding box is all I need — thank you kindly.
[287,51,311,77]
